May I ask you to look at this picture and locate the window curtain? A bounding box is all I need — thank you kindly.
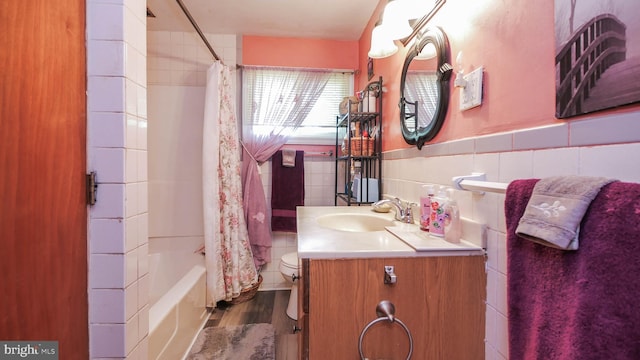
[405,71,438,130]
[240,66,332,268]
[203,62,258,303]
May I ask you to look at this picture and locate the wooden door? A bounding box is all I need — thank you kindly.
[0,1,88,359]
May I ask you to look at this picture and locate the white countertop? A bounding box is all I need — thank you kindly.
[296,206,485,259]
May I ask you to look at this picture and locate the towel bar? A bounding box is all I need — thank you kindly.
[453,173,508,194]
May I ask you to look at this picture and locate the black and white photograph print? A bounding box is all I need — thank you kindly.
[555,0,640,118]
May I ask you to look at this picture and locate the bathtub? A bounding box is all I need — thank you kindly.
[148,250,209,360]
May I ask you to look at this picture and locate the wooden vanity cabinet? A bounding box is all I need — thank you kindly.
[297,256,486,359]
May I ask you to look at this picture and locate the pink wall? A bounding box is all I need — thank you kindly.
[244,0,640,152]
[243,36,359,69]
[367,0,639,150]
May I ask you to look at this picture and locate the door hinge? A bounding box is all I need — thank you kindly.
[86,171,98,206]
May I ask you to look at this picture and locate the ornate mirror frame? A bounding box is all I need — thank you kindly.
[399,26,452,149]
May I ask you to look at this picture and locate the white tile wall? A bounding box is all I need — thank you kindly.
[147,31,236,87]
[382,113,640,360]
[87,0,148,358]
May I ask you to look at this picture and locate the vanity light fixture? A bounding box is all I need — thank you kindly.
[399,0,436,19]
[368,0,436,59]
[380,0,413,40]
[368,24,399,58]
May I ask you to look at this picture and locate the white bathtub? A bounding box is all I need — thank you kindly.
[148,251,209,360]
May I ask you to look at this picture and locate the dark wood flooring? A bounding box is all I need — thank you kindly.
[203,290,298,360]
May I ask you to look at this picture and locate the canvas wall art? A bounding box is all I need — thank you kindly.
[555,0,640,118]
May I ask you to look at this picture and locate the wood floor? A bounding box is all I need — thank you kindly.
[202,290,298,360]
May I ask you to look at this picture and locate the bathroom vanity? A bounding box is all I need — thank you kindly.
[296,206,486,359]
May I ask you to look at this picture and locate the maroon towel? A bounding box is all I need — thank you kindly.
[505,179,640,359]
[271,150,304,232]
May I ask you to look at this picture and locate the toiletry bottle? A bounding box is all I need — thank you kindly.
[420,185,435,231]
[444,188,462,243]
[430,188,447,237]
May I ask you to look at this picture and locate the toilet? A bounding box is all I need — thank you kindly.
[279,252,301,320]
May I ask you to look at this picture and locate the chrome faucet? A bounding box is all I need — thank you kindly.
[373,198,415,224]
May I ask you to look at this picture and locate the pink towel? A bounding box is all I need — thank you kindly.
[506,179,640,359]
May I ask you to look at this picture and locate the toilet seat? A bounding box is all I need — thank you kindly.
[280,252,300,269]
[280,252,300,278]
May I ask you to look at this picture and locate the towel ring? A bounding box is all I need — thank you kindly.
[358,301,413,360]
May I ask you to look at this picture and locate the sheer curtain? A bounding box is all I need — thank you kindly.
[240,66,332,268]
[203,62,257,303]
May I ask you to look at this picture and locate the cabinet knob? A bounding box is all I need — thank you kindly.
[293,325,302,333]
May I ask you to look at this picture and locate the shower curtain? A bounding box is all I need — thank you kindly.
[203,61,258,304]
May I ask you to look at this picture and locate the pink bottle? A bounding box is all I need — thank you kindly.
[429,189,446,237]
[420,185,435,231]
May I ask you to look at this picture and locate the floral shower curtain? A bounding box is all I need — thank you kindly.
[240,67,332,269]
[203,61,258,303]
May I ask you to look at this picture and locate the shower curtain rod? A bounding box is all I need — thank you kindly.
[176,0,221,62]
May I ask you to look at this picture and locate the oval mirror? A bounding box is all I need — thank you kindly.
[399,26,452,149]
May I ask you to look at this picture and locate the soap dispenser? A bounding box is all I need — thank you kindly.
[444,188,462,244]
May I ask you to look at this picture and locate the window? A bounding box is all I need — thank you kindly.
[242,68,353,144]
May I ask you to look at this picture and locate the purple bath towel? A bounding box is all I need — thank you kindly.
[505,179,640,360]
[271,150,304,232]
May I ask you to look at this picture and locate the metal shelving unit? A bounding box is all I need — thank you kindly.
[334,77,383,206]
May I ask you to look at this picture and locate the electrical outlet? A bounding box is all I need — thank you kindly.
[460,66,483,111]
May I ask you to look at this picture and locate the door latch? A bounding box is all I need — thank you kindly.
[384,265,397,284]
[86,172,98,206]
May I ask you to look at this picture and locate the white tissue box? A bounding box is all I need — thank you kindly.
[351,178,379,203]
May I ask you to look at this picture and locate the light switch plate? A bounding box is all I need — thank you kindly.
[460,66,483,111]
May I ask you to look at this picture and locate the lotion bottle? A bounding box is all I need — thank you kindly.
[420,185,435,231]
[429,188,447,237]
[444,188,462,243]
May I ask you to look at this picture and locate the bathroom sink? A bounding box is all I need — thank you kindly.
[316,213,395,232]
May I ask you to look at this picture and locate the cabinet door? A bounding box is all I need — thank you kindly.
[307,257,485,359]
